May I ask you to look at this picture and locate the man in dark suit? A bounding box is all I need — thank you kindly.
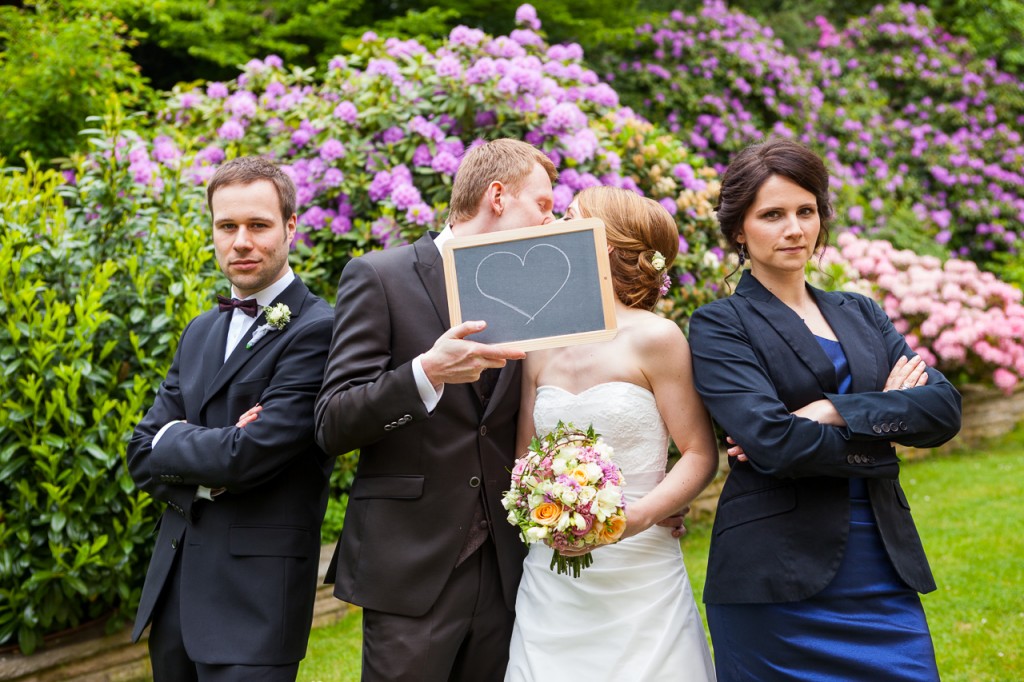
[127,156,335,681]
[314,139,557,681]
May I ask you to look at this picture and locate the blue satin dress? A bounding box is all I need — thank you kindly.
[706,337,940,681]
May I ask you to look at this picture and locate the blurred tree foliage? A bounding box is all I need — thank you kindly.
[89,0,643,89]
[0,0,150,162]
[929,0,1024,74]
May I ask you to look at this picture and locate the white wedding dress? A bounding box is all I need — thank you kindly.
[505,382,715,681]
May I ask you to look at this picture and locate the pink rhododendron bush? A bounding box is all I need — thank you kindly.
[68,8,727,317]
[821,233,1024,393]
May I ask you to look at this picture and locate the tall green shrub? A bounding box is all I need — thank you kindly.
[0,111,219,653]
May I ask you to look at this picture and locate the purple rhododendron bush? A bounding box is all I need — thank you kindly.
[608,1,1024,271]
[52,2,1024,395]
[78,8,727,319]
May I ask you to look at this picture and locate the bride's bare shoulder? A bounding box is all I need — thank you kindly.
[618,309,686,349]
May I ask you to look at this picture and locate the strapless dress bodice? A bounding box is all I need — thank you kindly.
[534,381,669,479]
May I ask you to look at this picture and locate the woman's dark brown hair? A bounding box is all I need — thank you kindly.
[716,137,833,261]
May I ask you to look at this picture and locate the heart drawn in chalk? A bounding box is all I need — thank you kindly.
[474,244,572,324]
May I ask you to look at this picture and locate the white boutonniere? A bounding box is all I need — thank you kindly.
[246,303,292,349]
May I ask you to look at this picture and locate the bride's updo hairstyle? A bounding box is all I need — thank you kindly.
[575,186,679,311]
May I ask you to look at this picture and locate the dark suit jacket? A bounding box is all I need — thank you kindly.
[314,233,526,617]
[689,270,961,604]
[127,277,334,665]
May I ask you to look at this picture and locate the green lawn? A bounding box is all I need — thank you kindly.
[298,437,1024,681]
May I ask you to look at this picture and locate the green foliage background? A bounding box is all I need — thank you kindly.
[0,110,220,653]
[0,1,150,163]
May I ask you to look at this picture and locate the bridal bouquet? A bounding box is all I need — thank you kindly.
[501,422,627,578]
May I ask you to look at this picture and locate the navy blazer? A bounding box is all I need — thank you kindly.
[127,277,334,665]
[689,271,961,604]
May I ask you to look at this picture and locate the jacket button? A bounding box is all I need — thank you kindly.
[171,538,178,549]
[479,425,488,437]
[469,476,481,488]
[384,424,393,431]
[889,422,899,431]
[899,421,908,431]
[847,455,856,464]
[872,424,882,434]
[479,519,489,529]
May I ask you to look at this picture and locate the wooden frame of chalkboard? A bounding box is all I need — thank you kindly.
[442,218,617,351]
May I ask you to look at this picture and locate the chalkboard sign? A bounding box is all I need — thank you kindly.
[442,218,617,351]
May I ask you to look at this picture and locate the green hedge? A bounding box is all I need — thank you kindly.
[0,112,219,653]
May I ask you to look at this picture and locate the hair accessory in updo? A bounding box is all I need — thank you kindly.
[575,186,679,311]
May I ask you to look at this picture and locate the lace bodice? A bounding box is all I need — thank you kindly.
[533,381,669,477]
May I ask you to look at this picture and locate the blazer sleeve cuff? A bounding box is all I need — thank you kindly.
[827,392,914,440]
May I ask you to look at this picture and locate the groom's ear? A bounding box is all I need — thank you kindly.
[485,180,505,217]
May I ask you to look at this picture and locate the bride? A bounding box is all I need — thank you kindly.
[505,187,718,681]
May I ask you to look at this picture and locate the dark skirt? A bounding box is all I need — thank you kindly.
[707,483,939,681]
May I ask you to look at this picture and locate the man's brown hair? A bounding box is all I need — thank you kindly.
[448,139,557,223]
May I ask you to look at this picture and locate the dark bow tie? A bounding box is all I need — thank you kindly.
[217,295,260,317]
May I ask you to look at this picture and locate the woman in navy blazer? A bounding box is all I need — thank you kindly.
[688,138,961,680]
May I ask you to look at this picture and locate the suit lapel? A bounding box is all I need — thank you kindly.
[481,361,517,420]
[737,271,838,393]
[201,278,312,410]
[816,289,881,393]
[413,232,451,331]
[199,307,233,398]
[412,233,490,407]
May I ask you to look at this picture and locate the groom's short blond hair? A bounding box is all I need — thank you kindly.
[448,139,557,223]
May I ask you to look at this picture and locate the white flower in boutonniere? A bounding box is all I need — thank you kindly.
[264,303,291,329]
[246,303,292,350]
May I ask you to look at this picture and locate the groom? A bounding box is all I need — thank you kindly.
[127,156,334,681]
[315,138,557,681]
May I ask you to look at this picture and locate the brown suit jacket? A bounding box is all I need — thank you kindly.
[314,233,526,616]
